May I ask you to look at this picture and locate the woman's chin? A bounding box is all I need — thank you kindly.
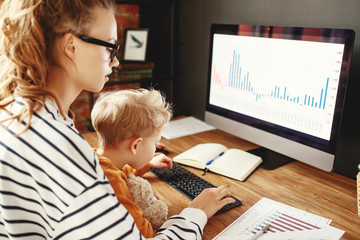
[89,84,106,93]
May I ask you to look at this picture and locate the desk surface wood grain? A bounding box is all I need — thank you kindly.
[82,129,359,240]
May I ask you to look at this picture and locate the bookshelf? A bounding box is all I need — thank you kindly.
[113,0,178,100]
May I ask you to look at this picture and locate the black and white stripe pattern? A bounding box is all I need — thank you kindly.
[0,98,207,239]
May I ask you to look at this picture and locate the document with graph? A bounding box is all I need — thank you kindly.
[213,197,344,240]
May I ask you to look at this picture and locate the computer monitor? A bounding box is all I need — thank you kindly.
[205,24,355,171]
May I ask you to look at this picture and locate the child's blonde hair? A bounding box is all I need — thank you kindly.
[91,88,172,149]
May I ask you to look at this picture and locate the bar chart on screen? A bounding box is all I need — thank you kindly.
[209,34,345,141]
[213,198,345,240]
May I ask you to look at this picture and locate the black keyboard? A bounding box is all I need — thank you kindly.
[150,163,242,215]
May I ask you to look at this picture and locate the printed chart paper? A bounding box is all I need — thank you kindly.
[213,197,344,240]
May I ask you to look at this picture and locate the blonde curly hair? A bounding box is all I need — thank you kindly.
[91,88,173,149]
[0,0,114,130]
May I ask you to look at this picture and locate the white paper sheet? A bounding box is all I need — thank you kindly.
[162,116,215,139]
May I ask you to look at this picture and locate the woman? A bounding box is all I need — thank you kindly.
[0,0,234,239]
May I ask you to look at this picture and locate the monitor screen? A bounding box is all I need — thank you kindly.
[205,24,355,171]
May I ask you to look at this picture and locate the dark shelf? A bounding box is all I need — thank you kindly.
[114,0,178,102]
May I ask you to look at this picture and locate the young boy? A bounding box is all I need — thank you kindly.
[90,88,173,238]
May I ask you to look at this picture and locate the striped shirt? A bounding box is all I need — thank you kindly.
[0,98,207,239]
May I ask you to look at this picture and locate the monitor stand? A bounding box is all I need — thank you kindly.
[248,147,292,170]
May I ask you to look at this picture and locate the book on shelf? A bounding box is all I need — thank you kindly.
[117,62,155,70]
[111,68,153,82]
[173,143,262,181]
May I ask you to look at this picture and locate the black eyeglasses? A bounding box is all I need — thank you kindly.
[77,35,119,62]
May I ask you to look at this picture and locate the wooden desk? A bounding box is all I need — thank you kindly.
[82,130,359,239]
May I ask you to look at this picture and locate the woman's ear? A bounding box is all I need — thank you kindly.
[61,33,76,59]
[130,137,142,155]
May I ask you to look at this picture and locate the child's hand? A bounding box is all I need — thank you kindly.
[156,142,170,155]
[188,185,235,218]
[149,153,173,170]
[156,142,168,150]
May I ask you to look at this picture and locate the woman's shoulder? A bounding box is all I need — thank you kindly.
[2,98,99,179]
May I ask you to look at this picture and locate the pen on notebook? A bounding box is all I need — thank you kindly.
[203,152,224,175]
[205,151,225,165]
[249,224,270,240]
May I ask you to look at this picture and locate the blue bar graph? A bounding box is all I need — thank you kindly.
[228,51,330,110]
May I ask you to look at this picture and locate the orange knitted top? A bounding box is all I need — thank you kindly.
[95,150,156,238]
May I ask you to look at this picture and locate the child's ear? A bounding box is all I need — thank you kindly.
[130,137,142,155]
